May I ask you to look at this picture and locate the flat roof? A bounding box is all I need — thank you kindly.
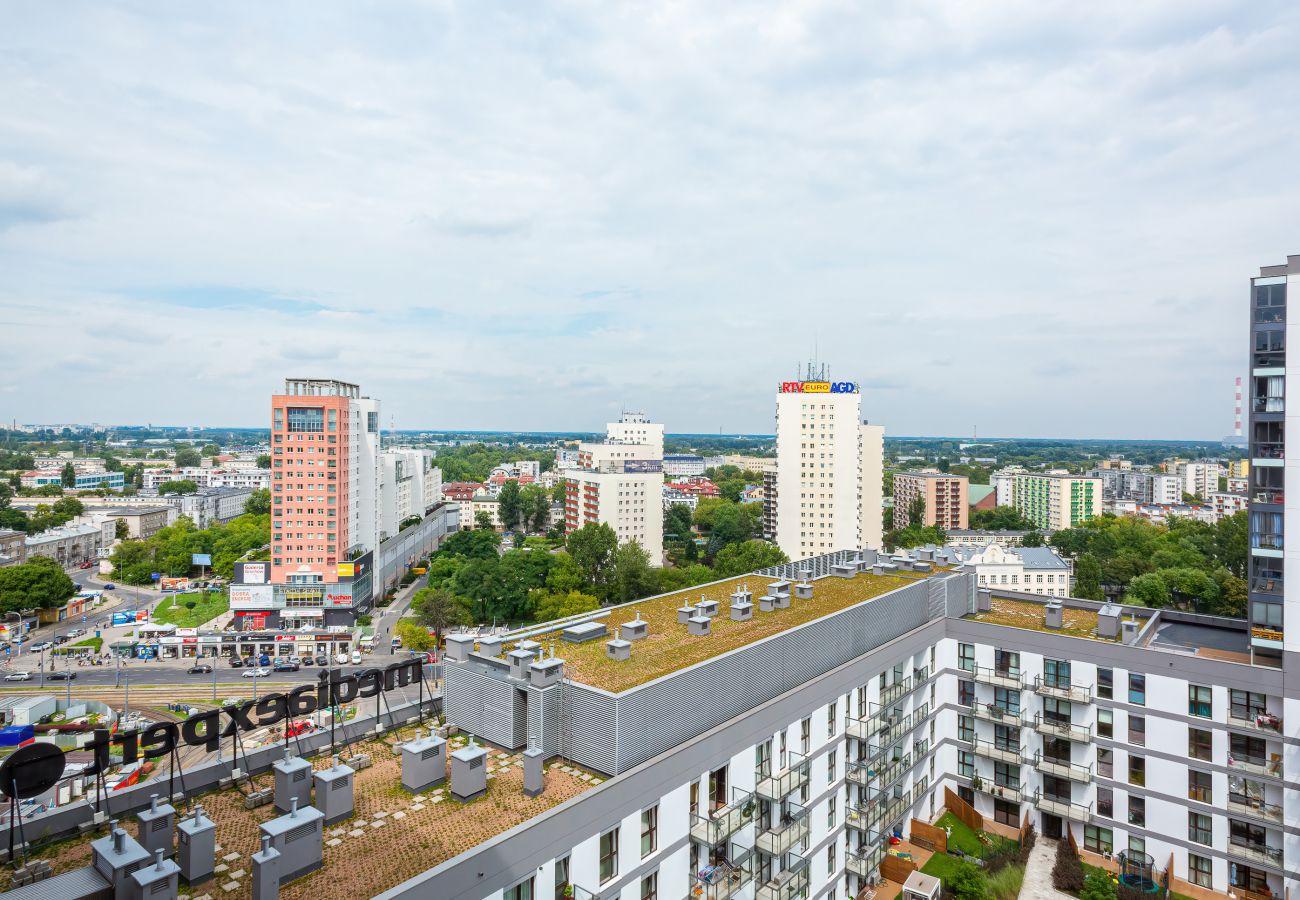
[965,595,1115,642]
[513,568,943,693]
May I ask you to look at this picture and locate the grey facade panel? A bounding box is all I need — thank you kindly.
[443,664,521,749]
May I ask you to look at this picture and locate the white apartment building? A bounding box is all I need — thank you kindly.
[1177,461,1224,499]
[663,455,707,477]
[563,413,665,563]
[992,466,1027,507]
[379,448,443,541]
[142,467,272,491]
[771,375,883,559]
[1209,491,1249,521]
[164,487,252,528]
[954,544,1073,597]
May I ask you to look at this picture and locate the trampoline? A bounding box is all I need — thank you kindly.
[1117,850,1159,893]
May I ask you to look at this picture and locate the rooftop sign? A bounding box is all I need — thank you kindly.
[779,381,858,394]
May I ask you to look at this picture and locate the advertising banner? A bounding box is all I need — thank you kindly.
[229,584,274,608]
[160,577,190,592]
[237,562,269,584]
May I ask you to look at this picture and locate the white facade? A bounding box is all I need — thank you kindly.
[166,487,253,528]
[349,396,382,558]
[662,455,706,477]
[379,448,443,541]
[606,412,664,456]
[1152,473,1183,504]
[992,466,1026,507]
[772,383,883,560]
[563,413,665,563]
[955,543,1073,597]
[1177,461,1224,499]
[1209,490,1248,521]
[143,467,271,491]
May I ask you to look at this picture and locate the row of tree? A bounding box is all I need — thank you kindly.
[109,508,270,584]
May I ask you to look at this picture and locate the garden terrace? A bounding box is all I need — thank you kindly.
[964,596,1112,641]
[510,568,944,693]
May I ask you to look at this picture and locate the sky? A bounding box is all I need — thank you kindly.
[2,1,1298,439]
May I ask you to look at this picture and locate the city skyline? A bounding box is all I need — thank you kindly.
[4,3,1299,437]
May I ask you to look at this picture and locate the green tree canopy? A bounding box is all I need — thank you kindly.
[969,506,1036,530]
[174,448,202,468]
[533,589,600,623]
[498,481,523,532]
[256,454,271,469]
[1073,553,1104,601]
[712,540,789,578]
[157,479,199,495]
[519,484,551,533]
[409,587,471,646]
[566,523,618,596]
[244,488,271,515]
[60,462,76,487]
[609,540,656,603]
[438,528,501,560]
[0,556,77,613]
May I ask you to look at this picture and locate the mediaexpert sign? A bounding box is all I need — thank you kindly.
[81,660,424,775]
[779,381,859,394]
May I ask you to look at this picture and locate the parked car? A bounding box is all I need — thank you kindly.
[350,651,362,665]
[272,660,299,673]
[242,668,269,678]
[258,654,271,666]
[287,656,302,666]
[4,672,32,682]
[299,655,314,666]
[102,584,116,590]
[336,653,350,665]
[187,664,213,674]
[47,672,76,681]
[228,656,244,668]
[65,629,83,639]
[79,560,94,569]
[315,654,328,666]
[243,657,257,668]
[284,720,315,738]
[28,642,52,653]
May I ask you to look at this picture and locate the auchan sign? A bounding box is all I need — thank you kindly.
[779,381,859,394]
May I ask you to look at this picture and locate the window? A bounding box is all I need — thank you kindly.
[827,750,836,783]
[640,873,657,900]
[286,407,325,433]
[1128,755,1145,786]
[1229,690,1269,723]
[599,828,619,883]
[1128,715,1145,747]
[1188,812,1212,846]
[1128,796,1145,827]
[1188,770,1212,804]
[828,797,836,828]
[958,750,975,778]
[828,701,837,737]
[1097,668,1113,699]
[958,681,975,707]
[827,843,836,875]
[1044,658,1070,689]
[1188,685,1212,718]
[801,718,811,754]
[1187,854,1212,888]
[1097,709,1113,739]
[1128,673,1146,706]
[640,806,657,857]
[1097,787,1113,818]
[958,715,974,743]
[1084,825,1113,855]
[1188,728,1212,761]
[958,643,975,672]
[504,878,534,900]
[554,856,570,893]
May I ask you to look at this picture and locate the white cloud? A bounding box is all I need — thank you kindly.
[1,0,1297,437]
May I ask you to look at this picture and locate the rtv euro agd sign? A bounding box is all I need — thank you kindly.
[779,381,859,394]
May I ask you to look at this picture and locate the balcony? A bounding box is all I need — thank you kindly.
[1033,752,1093,783]
[847,752,911,789]
[1228,795,1283,825]
[1227,753,1283,781]
[1033,792,1091,823]
[1253,443,1285,460]
[1251,491,1285,508]
[880,675,916,707]
[1034,714,1093,743]
[1228,840,1284,870]
[1033,676,1092,703]
[690,848,754,900]
[691,792,756,846]
[756,755,809,802]
[877,704,929,748]
[1250,575,1283,595]
[972,777,1022,804]
[971,665,1024,690]
[756,805,810,858]
[754,856,809,900]
[845,842,886,880]
[972,702,1023,726]
[972,739,1023,765]
[1228,710,1283,736]
[1252,534,1284,557]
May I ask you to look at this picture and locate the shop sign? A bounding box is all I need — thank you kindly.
[778,381,859,394]
[238,562,269,584]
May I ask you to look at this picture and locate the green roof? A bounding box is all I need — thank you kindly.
[968,484,995,504]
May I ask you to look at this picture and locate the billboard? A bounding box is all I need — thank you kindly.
[326,588,354,607]
[229,584,274,608]
[160,577,189,592]
[236,562,269,584]
[336,563,355,578]
[778,381,859,394]
[624,460,663,474]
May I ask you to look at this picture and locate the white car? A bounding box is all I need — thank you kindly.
[28,642,52,653]
[350,651,362,665]
[336,653,350,665]
[4,672,32,682]
[241,668,269,678]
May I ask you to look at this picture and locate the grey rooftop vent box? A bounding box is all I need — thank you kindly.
[695,598,719,618]
[1121,618,1141,645]
[773,592,791,610]
[799,568,812,581]
[872,563,887,576]
[477,636,504,657]
[795,581,813,599]
[606,638,631,661]
[444,634,475,662]
[977,589,992,612]
[687,615,711,636]
[622,613,648,641]
[768,580,791,596]
[758,595,776,613]
[529,656,565,688]
[1045,602,1064,630]
[730,600,753,621]
[731,584,753,604]
[913,561,932,572]
[677,605,696,624]
[562,621,607,643]
[1095,603,1121,639]
[831,562,856,578]
[518,639,542,654]
[508,648,536,679]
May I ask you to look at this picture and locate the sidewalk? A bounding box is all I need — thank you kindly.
[1020,839,1072,900]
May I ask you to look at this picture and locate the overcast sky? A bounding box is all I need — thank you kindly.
[2,1,1297,439]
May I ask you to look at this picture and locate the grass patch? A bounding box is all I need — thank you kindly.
[920,851,969,882]
[154,592,229,628]
[985,863,1025,900]
[968,596,1113,641]
[55,637,103,654]
[934,811,985,855]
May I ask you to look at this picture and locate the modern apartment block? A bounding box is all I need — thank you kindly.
[1247,254,1297,667]
[1013,472,1102,531]
[771,373,884,559]
[563,412,665,563]
[892,471,969,530]
[1089,469,1181,505]
[379,447,442,541]
[382,540,1297,900]
[1177,462,1225,500]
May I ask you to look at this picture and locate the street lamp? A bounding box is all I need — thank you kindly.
[38,646,44,688]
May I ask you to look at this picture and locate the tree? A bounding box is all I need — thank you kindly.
[692,498,728,531]
[544,552,584,595]
[0,556,77,613]
[520,484,551,533]
[256,454,271,469]
[566,523,618,596]
[200,444,221,457]
[609,541,656,603]
[157,479,199,495]
[706,503,757,559]
[713,540,789,578]
[174,447,202,468]
[410,587,471,647]
[663,504,694,541]
[1073,553,1104,601]
[60,462,76,487]
[438,529,501,560]
[904,495,926,528]
[498,481,523,532]
[450,557,503,621]
[945,859,988,900]
[533,590,600,623]
[51,496,83,520]
[395,619,437,652]
[1124,571,1170,608]
[550,482,567,503]
[1020,531,1044,547]
[969,506,1036,531]
[244,488,271,515]
[115,518,129,540]
[474,510,494,530]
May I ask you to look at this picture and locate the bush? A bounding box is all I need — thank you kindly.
[1081,870,1117,900]
[375,596,393,608]
[356,614,372,627]
[1023,824,1037,851]
[400,572,417,586]
[943,860,988,900]
[1053,839,1085,894]
[985,864,1026,900]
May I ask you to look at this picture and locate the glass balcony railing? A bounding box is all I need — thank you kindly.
[971,777,1022,803]
[1227,752,1283,780]
[1228,710,1283,734]
[1033,791,1091,822]
[690,847,754,900]
[756,804,810,858]
[845,841,886,879]
[754,855,809,900]
[1252,534,1284,552]
[972,702,1022,726]
[1033,751,1093,783]
[755,754,809,802]
[1228,839,1284,869]
[972,738,1023,765]
[971,665,1024,689]
[1250,575,1283,595]
[1033,675,1092,703]
[691,791,757,846]
[1033,714,1093,742]
[879,675,915,707]
[1253,443,1285,460]
[1228,794,1283,824]
[846,752,910,789]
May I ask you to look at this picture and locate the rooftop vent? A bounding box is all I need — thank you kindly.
[477,636,504,657]
[677,604,696,624]
[1095,602,1121,639]
[622,612,648,641]
[1045,602,1064,630]
[606,629,632,661]
[1121,618,1141,645]
[977,589,992,612]
[730,598,753,621]
[758,594,777,613]
[561,621,607,644]
[687,615,711,636]
[695,598,719,618]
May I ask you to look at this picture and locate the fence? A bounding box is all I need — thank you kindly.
[910,819,947,854]
[880,854,917,884]
[944,786,983,832]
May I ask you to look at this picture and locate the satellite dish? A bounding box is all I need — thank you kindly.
[0,743,66,800]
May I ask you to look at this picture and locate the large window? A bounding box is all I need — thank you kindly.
[958,750,975,779]
[1187,854,1212,888]
[1044,659,1070,689]
[1230,690,1269,722]
[828,701,837,738]
[958,680,975,707]
[286,407,325,433]
[1128,715,1146,747]
[1128,673,1146,706]
[958,715,974,743]
[1189,728,1212,761]
[1188,812,1212,846]
[505,878,534,900]
[640,873,657,900]
[1188,770,1212,804]
[958,643,975,672]
[1128,796,1145,827]
[1097,668,1113,700]
[1097,748,1113,778]
[1128,755,1145,786]
[1084,825,1113,855]
[1097,709,1113,739]
[640,806,657,857]
[1188,685,1212,718]
[1097,787,1112,818]
[599,828,619,883]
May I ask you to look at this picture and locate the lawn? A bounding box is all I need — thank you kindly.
[920,813,1021,890]
[154,591,229,628]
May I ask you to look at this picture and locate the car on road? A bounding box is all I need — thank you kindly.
[47,671,76,681]
[351,650,362,665]
[228,656,243,667]
[79,560,94,569]
[103,584,116,590]
[3,672,32,682]
[272,660,299,673]
[336,652,349,665]
[242,668,269,678]
[65,629,83,639]
[28,642,52,653]
[315,654,328,666]
[187,664,213,674]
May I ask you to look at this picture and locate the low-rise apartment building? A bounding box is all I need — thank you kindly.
[1013,472,1102,531]
[663,455,706,477]
[102,506,174,540]
[892,471,969,530]
[164,487,255,528]
[0,529,26,566]
[24,523,104,567]
[143,467,271,491]
[954,543,1073,597]
[19,470,124,491]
